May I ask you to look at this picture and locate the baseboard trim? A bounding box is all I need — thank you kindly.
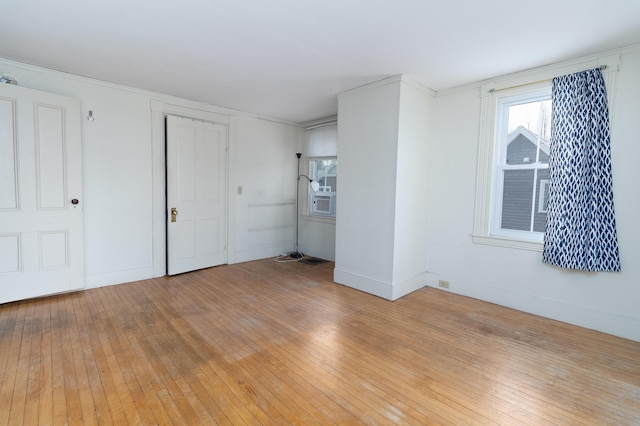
[424,273,640,342]
[85,267,154,289]
[334,268,426,301]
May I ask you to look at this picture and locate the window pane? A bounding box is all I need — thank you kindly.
[533,170,550,232]
[501,169,535,231]
[311,159,337,192]
[506,99,551,165]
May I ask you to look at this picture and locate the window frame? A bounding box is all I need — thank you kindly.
[491,88,551,242]
[538,179,550,214]
[308,158,337,218]
[301,121,338,222]
[473,82,552,251]
[472,55,619,252]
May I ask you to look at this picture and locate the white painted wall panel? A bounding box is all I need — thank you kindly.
[232,115,302,262]
[35,105,66,209]
[335,80,400,286]
[198,218,219,255]
[177,220,196,260]
[0,234,20,273]
[0,99,17,209]
[39,231,67,269]
[393,80,432,285]
[199,128,221,202]
[335,76,434,300]
[177,125,197,201]
[298,218,335,261]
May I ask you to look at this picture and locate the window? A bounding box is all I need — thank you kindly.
[494,90,551,237]
[473,57,620,251]
[305,122,337,218]
[309,159,337,216]
[473,84,551,250]
[538,179,549,214]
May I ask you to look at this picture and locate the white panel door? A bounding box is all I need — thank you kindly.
[0,84,84,304]
[167,115,227,275]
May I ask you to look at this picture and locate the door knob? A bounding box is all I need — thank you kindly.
[71,199,79,205]
[171,207,178,222]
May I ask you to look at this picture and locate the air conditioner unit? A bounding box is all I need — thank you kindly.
[311,193,336,216]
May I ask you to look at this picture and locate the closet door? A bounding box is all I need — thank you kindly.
[166,115,227,275]
[0,84,84,303]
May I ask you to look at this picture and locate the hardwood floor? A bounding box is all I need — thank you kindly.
[1,259,639,425]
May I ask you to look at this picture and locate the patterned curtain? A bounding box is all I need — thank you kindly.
[542,68,620,271]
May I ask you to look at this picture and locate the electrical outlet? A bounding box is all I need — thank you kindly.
[438,280,450,289]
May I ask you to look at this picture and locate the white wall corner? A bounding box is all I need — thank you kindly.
[333,268,427,301]
[399,75,436,97]
[391,272,428,301]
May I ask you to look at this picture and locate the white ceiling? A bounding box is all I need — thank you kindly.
[2,0,640,123]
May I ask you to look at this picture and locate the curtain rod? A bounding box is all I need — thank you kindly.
[488,65,608,94]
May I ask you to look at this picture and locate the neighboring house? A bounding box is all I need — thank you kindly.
[506,125,550,165]
[502,125,550,233]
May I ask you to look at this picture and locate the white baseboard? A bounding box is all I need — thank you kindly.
[232,245,293,264]
[84,266,154,289]
[297,243,335,262]
[424,273,640,342]
[334,268,426,301]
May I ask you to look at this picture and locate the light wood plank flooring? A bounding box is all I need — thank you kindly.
[1,259,639,425]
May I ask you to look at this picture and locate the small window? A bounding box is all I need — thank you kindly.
[305,123,337,219]
[309,159,337,217]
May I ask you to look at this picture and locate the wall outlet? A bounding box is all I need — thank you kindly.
[438,280,450,289]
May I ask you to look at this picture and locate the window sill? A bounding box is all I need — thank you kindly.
[301,214,336,225]
[472,234,543,252]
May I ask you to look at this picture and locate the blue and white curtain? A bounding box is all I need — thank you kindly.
[542,68,621,271]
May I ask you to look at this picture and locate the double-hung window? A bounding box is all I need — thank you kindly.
[305,123,337,218]
[473,57,619,251]
[474,84,551,250]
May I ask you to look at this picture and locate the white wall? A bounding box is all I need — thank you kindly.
[393,79,432,284]
[232,115,303,262]
[0,58,302,288]
[334,79,401,291]
[427,47,640,341]
[334,76,433,300]
[299,217,336,261]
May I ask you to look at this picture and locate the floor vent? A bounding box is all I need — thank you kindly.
[301,257,329,265]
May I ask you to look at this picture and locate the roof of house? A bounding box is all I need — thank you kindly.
[508,125,550,156]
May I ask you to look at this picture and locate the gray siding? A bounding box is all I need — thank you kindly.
[507,134,549,165]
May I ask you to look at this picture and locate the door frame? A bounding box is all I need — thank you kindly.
[150,100,235,277]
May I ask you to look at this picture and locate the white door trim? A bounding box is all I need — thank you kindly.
[150,100,236,277]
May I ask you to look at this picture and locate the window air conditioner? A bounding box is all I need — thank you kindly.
[311,193,336,215]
